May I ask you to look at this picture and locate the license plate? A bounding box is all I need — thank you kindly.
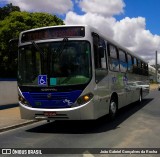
[44,112,56,117]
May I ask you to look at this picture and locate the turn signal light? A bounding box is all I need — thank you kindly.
[84,95,90,101]
[77,93,94,105]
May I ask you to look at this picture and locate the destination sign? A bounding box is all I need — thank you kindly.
[21,26,85,42]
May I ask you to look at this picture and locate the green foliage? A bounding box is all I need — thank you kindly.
[0,4,64,78]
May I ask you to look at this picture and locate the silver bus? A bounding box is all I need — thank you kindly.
[17,25,149,121]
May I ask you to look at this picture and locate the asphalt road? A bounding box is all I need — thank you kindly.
[0,90,160,157]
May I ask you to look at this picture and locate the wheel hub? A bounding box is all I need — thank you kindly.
[110,102,117,114]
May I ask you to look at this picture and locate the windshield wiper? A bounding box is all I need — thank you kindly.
[54,37,68,58]
[31,41,45,57]
[31,41,47,74]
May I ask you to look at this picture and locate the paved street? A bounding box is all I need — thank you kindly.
[0,90,160,157]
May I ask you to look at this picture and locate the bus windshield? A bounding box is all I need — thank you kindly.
[18,41,91,86]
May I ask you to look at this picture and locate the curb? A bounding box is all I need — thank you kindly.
[0,120,38,133]
[0,104,19,110]
[0,78,17,81]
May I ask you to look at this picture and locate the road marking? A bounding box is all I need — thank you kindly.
[83,151,95,157]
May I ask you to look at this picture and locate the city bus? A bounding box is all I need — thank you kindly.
[16,25,149,121]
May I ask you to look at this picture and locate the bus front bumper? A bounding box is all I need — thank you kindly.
[19,101,95,120]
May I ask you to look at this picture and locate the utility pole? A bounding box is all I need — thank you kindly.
[155,51,158,83]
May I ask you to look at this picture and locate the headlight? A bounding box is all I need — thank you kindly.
[18,94,31,107]
[77,93,94,105]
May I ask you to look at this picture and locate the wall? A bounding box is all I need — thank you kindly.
[0,81,18,106]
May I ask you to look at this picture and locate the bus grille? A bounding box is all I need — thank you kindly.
[22,90,82,108]
[30,93,68,101]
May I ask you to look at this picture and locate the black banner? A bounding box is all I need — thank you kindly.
[1,148,160,155]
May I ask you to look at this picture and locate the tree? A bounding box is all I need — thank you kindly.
[0,3,20,20]
[0,8,64,78]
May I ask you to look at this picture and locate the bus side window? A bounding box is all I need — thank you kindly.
[108,44,119,71]
[133,57,138,74]
[144,63,149,76]
[99,39,107,69]
[127,54,133,73]
[119,49,127,73]
[137,59,141,74]
[141,62,145,75]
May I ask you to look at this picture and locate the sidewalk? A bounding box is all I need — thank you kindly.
[0,105,37,133]
[0,81,37,132]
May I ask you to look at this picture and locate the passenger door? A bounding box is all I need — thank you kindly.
[92,34,109,118]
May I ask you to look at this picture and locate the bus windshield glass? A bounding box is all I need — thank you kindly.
[18,41,91,86]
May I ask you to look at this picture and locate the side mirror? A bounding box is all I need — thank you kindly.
[9,38,18,55]
[98,46,104,58]
[9,38,18,44]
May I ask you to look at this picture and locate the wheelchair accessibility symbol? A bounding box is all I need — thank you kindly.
[38,75,47,86]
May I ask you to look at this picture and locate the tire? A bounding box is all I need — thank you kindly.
[109,99,117,120]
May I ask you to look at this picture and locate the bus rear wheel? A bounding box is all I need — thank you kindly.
[109,99,117,120]
[138,90,143,103]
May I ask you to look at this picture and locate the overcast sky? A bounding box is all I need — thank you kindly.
[1,0,160,65]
